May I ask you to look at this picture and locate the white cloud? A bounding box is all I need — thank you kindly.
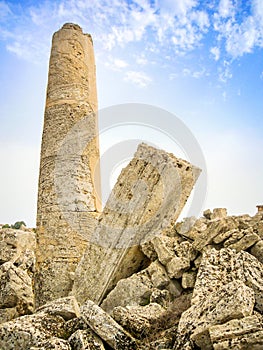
[210,46,220,61]
[159,0,197,17]
[218,60,233,82]
[182,67,207,79]
[0,1,11,21]
[105,57,129,71]
[218,0,234,18]
[124,70,152,87]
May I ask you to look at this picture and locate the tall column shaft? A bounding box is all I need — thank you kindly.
[35,23,101,307]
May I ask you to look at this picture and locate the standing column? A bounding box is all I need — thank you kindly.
[35,23,101,307]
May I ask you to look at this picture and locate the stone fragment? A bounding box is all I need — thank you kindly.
[36,296,80,321]
[250,240,263,263]
[181,271,197,289]
[150,289,170,306]
[0,228,36,266]
[166,256,190,279]
[213,228,239,244]
[193,217,237,251]
[113,303,166,338]
[0,262,34,317]
[0,313,67,350]
[223,230,245,247]
[176,281,255,350]
[35,23,101,307]
[210,208,227,220]
[242,251,263,312]
[151,235,175,265]
[175,217,207,241]
[72,143,200,305]
[203,209,212,220]
[81,300,138,349]
[226,230,260,251]
[209,315,263,350]
[68,329,105,350]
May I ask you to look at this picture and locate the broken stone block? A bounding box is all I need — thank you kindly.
[0,262,34,318]
[0,307,18,324]
[193,217,237,251]
[166,256,190,279]
[0,312,67,350]
[113,303,166,338]
[181,271,197,289]
[72,144,200,305]
[0,228,36,266]
[68,329,105,350]
[191,248,245,305]
[213,228,239,244]
[250,240,263,263]
[101,260,182,314]
[210,208,227,220]
[81,300,138,349]
[36,296,80,321]
[203,209,212,220]
[242,251,263,312]
[151,235,175,265]
[226,229,260,251]
[150,289,170,306]
[176,280,255,350]
[209,315,263,350]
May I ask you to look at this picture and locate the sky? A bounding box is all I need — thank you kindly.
[0,0,263,227]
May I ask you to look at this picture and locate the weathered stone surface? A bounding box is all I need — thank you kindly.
[72,144,200,305]
[0,228,36,267]
[0,262,34,317]
[0,312,67,350]
[101,260,182,314]
[68,329,105,350]
[176,280,255,350]
[35,23,101,307]
[193,217,237,251]
[210,208,227,220]
[181,270,197,289]
[0,307,18,324]
[226,229,259,251]
[29,337,71,349]
[250,239,263,263]
[113,303,166,338]
[36,296,80,321]
[209,315,263,350]
[81,300,138,349]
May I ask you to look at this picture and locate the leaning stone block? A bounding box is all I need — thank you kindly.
[226,230,259,251]
[81,300,138,349]
[72,143,200,305]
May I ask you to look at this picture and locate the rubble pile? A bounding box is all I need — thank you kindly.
[0,201,262,349]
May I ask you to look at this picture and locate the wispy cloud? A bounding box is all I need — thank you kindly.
[124,70,152,87]
[0,0,263,82]
[105,57,129,71]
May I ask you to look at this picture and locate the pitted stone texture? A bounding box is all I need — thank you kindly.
[113,303,166,338]
[72,143,200,305]
[101,260,182,314]
[175,280,255,350]
[29,337,71,350]
[250,240,263,263]
[209,315,263,350]
[36,296,80,321]
[81,300,138,349]
[0,228,36,268]
[69,329,105,349]
[35,23,101,307]
[0,262,34,318]
[0,312,67,350]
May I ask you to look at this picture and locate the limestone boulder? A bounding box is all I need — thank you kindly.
[250,240,263,263]
[209,315,263,350]
[0,262,34,318]
[36,296,80,321]
[0,313,67,350]
[29,337,71,349]
[80,300,138,349]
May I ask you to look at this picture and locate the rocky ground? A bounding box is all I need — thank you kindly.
[0,208,263,349]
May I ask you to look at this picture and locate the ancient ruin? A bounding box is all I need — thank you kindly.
[0,23,262,350]
[35,23,101,307]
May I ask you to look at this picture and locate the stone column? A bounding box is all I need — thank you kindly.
[35,23,101,307]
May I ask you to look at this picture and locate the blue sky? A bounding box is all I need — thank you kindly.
[0,0,263,227]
